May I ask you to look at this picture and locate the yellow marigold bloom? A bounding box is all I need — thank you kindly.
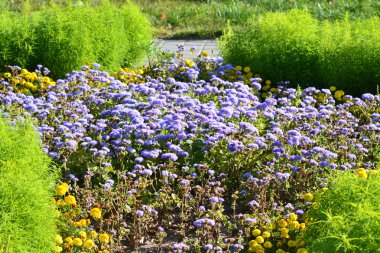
[65,237,73,244]
[358,168,368,179]
[200,50,208,57]
[74,221,82,227]
[243,67,251,73]
[185,59,195,67]
[249,240,258,247]
[290,221,300,230]
[136,69,144,75]
[54,246,63,253]
[84,239,95,249]
[287,240,297,247]
[64,195,76,205]
[262,231,270,238]
[235,66,242,71]
[90,207,102,219]
[54,234,63,244]
[56,183,69,196]
[289,213,298,221]
[297,248,308,253]
[300,222,306,231]
[253,244,264,251]
[280,227,289,236]
[252,228,261,237]
[3,72,11,78]
[262,85,270,91]
[265,80,271,85]
[90,230,98,238]
[80,219,88,227]
[255,236,264,244]
[263,241,272,248]
[73,238,83,246]
[278,219,288,228]
[20,69,28,75]
[303,193,314,201]
[99,233,110,243]
[329,86,336,92]
[78,231,87,239]
[246,72,253,78]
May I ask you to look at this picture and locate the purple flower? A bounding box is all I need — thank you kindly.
[161,153,178,161]
[135,210,144,217]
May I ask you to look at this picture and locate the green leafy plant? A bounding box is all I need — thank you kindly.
[219,10,380,96]
[0,116,57,253]
[0,1,152,79]
[304,170,380,253]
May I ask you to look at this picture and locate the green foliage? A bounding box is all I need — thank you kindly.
[0,1,152,78]
[0,116,56,253]
[219,10,380,95]
[304,170,380,253]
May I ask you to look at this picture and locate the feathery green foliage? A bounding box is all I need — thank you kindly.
[304,170,380,253]
[0,116,56,253]
[0,1,152,78]
[219,10,380,95]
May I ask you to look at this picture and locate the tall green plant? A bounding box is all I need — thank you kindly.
[0,116,56,253]
[304,170,380,252]
[219,10,380,95]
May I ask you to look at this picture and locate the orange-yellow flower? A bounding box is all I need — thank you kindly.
[90,207,102,219]
[99,233,110,243]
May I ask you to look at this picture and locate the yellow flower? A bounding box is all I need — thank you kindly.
[54,246,63,253]
[90,207,102,219]
[73,238,83,247]
[290,220,300,230]
[3,72,11,78]
[54,235,63,244]
[255,236,264,244]
[78,231,87,240]
[278,219,288,228]
[185,59,195,67]
[329,86,336,92]
[249,240,258,247]
[252,229,261,237]
[280,227,289,236]
[287,240,297,247]
[235,66,242,71]
[56,183,69,196]
[99,233,110,243]
[80,219,88,227]
[303,193,314,201]
[300,222,306,231]
[64,195,76,205]
[276,249,287,253]
[90,230,98,238]
[262,231,270,238]
[243,67,251,73]
[65,237,73,244]
[84,239,95,249]
[288,213,298,221]
[297,248,308,253]
[265,80,271,85]
[200,50,208,57]
[358,168,368,179]
[263,241,272,248]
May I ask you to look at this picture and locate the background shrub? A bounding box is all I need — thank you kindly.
[219,10,380,96]
[304,170,380,253]
[0,116,56,253]
[0,1,152,78]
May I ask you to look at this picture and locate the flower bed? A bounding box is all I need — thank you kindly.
[0,49,379,252]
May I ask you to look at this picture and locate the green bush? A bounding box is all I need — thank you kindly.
[219,10,380,95]
[0,116,56,253]
[304,170,380,253]
[0,1,152,78]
